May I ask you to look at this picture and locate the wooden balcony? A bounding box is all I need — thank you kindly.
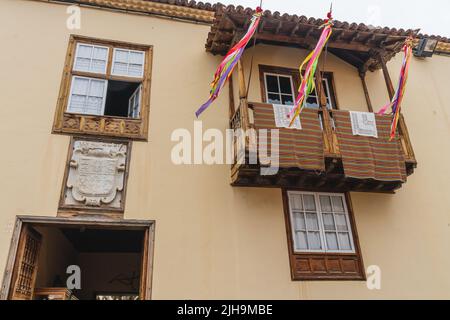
[230,99,416,193]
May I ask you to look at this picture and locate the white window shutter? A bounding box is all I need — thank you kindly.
[112,48,145,78]
[128,85,142,118]
[68,76,107,115]
[73,43,109,74]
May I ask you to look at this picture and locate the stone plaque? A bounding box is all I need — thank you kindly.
[61,139,130,211]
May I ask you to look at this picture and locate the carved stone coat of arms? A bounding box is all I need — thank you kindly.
[63,140,127,209]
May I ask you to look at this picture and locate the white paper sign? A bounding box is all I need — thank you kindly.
[272,104,302,130]
[349,111,378,138]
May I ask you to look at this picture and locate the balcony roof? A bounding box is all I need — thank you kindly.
[206,5,425,72]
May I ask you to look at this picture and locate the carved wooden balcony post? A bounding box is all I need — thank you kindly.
[228,74,235,118]
[315,65,339,156]
[237,60,250,132]
[377,52,416,161]
[359,71,374,112]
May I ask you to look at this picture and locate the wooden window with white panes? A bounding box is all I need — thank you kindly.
[283,190,365,281]
[287,191,355,253]
[53,35,152,140]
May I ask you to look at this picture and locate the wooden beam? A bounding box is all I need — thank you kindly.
[331,29,344,41]
[255,33,374,52]
[377,52,395,99]
[224,14,237,29]
[290,23,300,36]
[275,20,283,34]
[238,60,247,99]
[359,72,373,112]
[228,74,235,118]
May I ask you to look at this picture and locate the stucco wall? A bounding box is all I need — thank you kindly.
[0,0,449,299]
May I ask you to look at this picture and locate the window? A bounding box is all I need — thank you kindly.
[283,190,365,281]
[305,76,334,110]
[287,191,354,253]
[68,43,145,118]
[53,35,152,140]
[73,43,109,74]
[260,65,337,110]
[112,49,145,78]
[128,85,142,118]
[67,76,107,115]
[263,73,295,105]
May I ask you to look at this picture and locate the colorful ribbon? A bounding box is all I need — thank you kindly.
[378,38,413,140]
[288,11,333,126]
[195,7,263,118]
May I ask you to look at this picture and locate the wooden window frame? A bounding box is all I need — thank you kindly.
[262,72,296,106]
[0,216,155,300]
[258,65,339,110]
[282,189,365,281]
[52,35,153,141]
[287,191,356,254]
[57,136,132,217]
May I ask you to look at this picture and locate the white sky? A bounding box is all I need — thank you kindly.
[219,0,449,37]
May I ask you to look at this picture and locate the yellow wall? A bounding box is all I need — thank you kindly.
[0,0,449,299]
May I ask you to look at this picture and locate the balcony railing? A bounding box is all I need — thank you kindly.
[229,98,416,193]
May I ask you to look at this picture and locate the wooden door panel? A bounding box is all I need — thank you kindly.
[9,225,42,300]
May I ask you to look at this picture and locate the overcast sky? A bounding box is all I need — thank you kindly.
[219,0,449,37]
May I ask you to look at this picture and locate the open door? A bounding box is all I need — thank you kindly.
[9,225,42,300]
[139,227,149,300]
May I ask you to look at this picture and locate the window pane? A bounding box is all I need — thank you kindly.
[266,75,279,93]
[69,95,86,112]
[293,212,306,231]
[295,231,308,250]
[115,49,129,62]
[307,232,322,250]
[279,76,292,94]
[68,77,106,115]
[289,194,303,210]
[322,213,335,231]
[113,62,128,75]
[77,44,92,58]
[74,44,107,74]
[325,232,339,250]
[306,95,319,108]
[89,80,105,97]
[267,93,281,104]
[86,96,103,113]
[335,214,348,231]
[91,59,106,74]
[75,58,91,72]
[281,94,294,105]
[112,49,145,77]
[303,195,316,211]
[93,47,108,60]
[319,196,332,212]
[332,196,345,212]
[338,232,352,250]
[72,77,89,95]
[129,51,144,64]
[128,63,143,77]
[305,213,319,230]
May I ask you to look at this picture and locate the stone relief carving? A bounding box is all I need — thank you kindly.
[63,140,127,209]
